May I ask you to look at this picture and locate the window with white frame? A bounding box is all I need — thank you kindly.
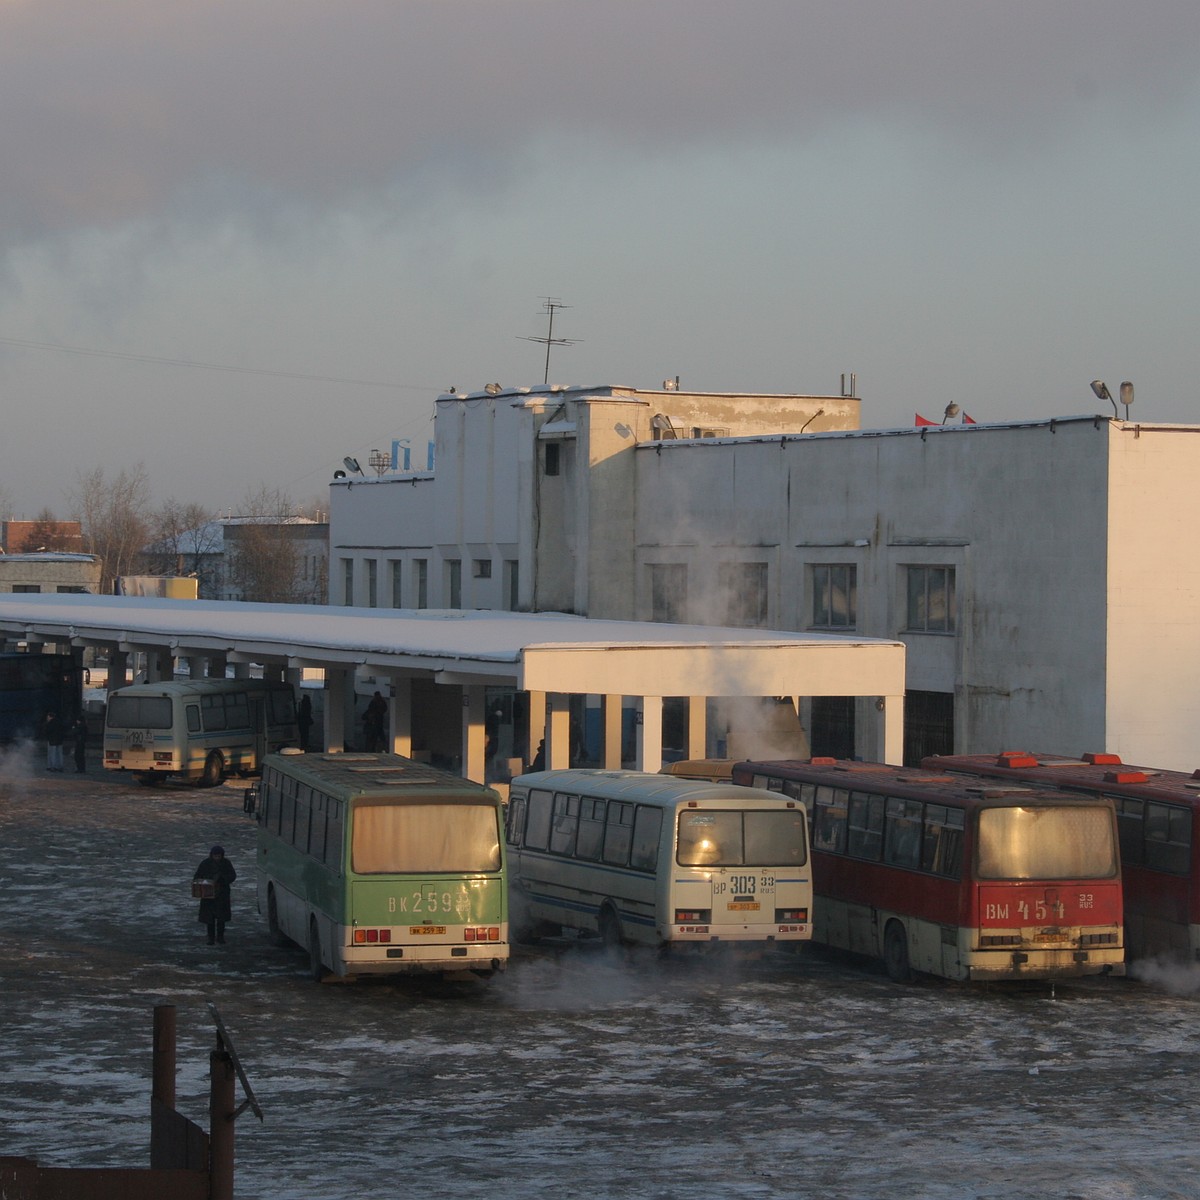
[341,558,354,607]
[905,565,956,633]
[365,558,378,608]
[414,559,428,609]
[447,559,462,609]
[389,560,402,608]
[812,563,857,629]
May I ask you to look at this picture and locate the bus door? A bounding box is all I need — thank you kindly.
[251,697,268,767]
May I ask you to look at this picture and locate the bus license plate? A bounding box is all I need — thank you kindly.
[727,902,760,911]
[410,926,447,935]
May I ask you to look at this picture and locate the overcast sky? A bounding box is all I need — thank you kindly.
[3,0,1198,518]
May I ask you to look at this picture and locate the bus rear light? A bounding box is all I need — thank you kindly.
[353,928,393,944]
[463,927,500,942]
[105,751,121,763]
[1081,932,1118,946]
[775,908,808,923]
[675,909,711,923]
[153,752,173,764]
[980,934,1022,947]
[778,925,806,933]
[679,926,710,934]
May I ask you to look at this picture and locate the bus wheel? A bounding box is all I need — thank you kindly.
[599,906,624,953]
[267,888,287,948]
[308,919,326,982]
[883,921,914,984]
[200,751,224,788]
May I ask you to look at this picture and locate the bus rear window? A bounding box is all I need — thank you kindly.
[976,806,1118,880]
[677,810,807,867]
[351,804,501,874]
[107,695,173,729]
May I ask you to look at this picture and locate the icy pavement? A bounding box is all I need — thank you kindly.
[3,745,1200,1200]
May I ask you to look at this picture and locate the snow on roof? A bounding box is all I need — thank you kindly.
[0,594,905,700]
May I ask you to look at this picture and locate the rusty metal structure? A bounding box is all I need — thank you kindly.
[1,1002,260,1200]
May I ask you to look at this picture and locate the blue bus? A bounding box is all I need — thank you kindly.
[0,650,82,742]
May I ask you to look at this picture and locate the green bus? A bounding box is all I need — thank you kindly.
[255,750,509,980]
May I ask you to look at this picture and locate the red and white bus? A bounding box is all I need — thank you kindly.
[925,751,1200,967]
[732,758,1126,983]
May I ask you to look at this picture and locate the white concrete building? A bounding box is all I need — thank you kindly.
[331,384,1200,771]
[0,552,101,595]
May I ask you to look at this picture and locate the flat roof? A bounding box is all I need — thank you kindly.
[0,594,905,699]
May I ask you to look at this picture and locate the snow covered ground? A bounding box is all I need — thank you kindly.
[3,747,1200,1200]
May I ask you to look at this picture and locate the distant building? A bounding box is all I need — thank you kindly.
[141,516,329,603]
[0,552,101,594]
[330,382,1200,771]
[1,519,84,554]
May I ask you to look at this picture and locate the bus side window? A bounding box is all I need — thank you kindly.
[524,789,553,851]
[846,792,884,861]
[920,804,964,878]
[327,800,344,873]
[186,704,201,734]
[310,793,328,862]
[295,792,312,855]
[227,693,250,731]
[602,802,634,866]
[1116,796,1145,866]
[1145,801,1191,875]
[813,787,848,853]
[281,792,297,846]
[575,797,606,860]
[630,806,663,871]
[549,793,580,855]
[883,797,923,869]
[506,795,527,846]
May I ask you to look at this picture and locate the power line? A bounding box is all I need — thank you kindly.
[0,334,436,392]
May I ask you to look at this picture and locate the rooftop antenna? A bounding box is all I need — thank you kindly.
[520,297,579,385]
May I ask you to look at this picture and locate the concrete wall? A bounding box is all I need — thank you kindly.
[1105,424,1200,769]
[0,554,101,593]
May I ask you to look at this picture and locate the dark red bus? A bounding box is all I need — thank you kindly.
[733,758,1125,983]
[925,751,1200,966]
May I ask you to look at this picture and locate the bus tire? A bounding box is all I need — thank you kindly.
[599,905,624,952]
[200,751,224,788]
[884,921,914,984]
[308,919,326,982]
[267,888,287,948]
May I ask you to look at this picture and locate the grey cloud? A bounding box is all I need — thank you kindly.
[3,0,1198,248]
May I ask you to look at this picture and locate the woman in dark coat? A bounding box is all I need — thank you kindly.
[193,845,237,945]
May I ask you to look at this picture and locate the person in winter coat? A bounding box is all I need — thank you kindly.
[193,845,237,945]
[70,715,88,774]
[43,710,65,772]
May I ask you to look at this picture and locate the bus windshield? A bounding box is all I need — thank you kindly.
[107,695,173,729]
[677,809,808,867]
[976,805,1117,881]
[352,803,502,874]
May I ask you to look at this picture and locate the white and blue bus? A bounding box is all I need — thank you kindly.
[505,769,812,953]
[103,677,298,786]
[256,751,509,980]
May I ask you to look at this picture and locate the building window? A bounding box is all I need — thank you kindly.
[544,443,561,476]
[473,558,492,579]
[504,560,519,611]
[718,562,768,627]
[389,560,403,609]
[12,584,41,593]
[905,566,956,633]
[341,558,354,607]
[415,559,428,609]
[812,564,857,629]
[447,559,462,609]
[365,559,378,608]
[649,563,688,623]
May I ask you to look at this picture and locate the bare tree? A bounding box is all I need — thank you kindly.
[69,465,152,594]
[225,486,307,604]
[143,500,221,592]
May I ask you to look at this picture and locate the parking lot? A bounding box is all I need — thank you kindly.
[4,744,1200,1200]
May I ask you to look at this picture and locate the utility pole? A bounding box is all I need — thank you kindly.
[520,298,579,384]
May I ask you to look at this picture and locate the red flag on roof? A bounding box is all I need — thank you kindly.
[962,412,977,424]
[915,413,936,426]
